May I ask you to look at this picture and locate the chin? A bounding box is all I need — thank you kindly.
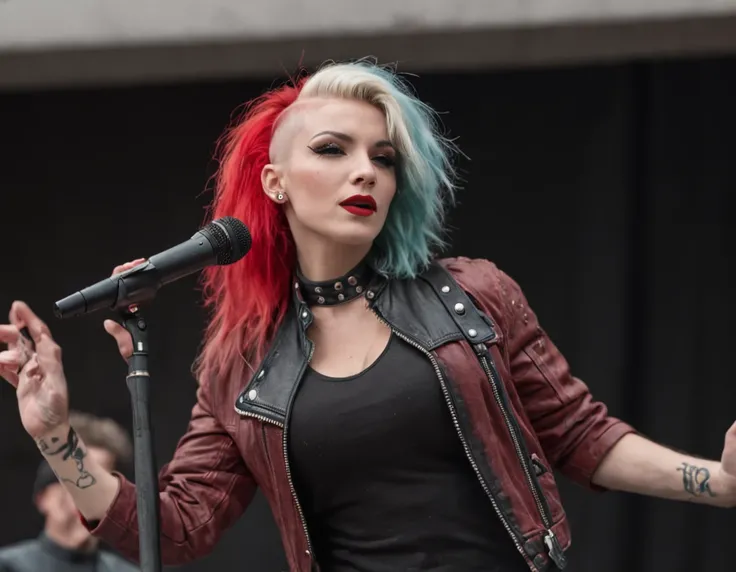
[328,225,382,246]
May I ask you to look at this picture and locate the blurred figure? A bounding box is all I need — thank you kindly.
[0,411,137,572]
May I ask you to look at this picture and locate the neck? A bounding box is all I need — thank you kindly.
[44,523,97,553]
[295,241,371,282]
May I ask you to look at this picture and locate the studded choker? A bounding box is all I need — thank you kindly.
[296,260,376,306]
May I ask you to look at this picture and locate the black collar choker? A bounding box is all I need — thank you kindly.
[296,260,375,306]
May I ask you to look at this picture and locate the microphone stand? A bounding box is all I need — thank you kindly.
[119,305,162,572]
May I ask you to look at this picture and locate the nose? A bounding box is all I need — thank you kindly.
[350,154,377,189]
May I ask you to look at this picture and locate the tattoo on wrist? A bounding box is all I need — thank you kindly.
[36,427,97,490]
[37,433,69,457]
[677,462,715,498]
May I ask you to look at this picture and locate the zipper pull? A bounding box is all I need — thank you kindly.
[473,343,488,357]
[544,530,567,569]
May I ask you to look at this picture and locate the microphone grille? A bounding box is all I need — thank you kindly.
[201,217,252,265]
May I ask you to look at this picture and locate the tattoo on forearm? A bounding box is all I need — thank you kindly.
[677,462,715,498]
[36,434,67,456]
[36,427,97,490]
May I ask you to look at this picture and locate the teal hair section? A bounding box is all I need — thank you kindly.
[343,62,457,278]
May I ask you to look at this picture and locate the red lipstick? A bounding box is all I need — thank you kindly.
[339,195,377,217]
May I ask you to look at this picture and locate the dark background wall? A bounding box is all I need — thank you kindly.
[0,56,734,571]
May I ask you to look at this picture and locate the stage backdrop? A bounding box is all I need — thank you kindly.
[0,56,734,572]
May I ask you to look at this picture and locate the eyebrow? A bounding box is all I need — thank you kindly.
[310,130,395,150]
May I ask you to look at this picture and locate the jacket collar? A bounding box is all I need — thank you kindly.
[235,261,498,426]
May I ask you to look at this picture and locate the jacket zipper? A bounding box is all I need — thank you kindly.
[370,310,538,572]
[281,342,317,565]
[232,407,284,427]
[474,344,567,570]
[234,310,566,571]
[234,343,317,569]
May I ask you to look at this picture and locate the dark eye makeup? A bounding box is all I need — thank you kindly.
[309,142,344,155]
[308,141,396,168]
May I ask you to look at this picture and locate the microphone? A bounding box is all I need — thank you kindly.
[54,217,252,319]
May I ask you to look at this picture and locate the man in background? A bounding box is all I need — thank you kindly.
[0,411,138,572]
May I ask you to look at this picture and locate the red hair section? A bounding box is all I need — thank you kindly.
[195,77,307,386]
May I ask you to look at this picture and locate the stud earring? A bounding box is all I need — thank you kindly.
[276,192,284,201]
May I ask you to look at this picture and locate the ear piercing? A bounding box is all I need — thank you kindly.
[277,193,284,201]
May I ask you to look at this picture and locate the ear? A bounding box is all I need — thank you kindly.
[261,164,285,203]
[34,491,48,515]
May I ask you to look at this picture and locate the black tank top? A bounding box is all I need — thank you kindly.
[288,333,528,572]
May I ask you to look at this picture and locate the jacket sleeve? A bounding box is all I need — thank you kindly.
[448,257,637,489]
[84,381,257,565]
[495,265,637,489]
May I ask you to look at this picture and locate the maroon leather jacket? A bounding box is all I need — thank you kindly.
[87,257,635,571]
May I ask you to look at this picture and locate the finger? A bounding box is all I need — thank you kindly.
[0,324,20,345]
[34,332,63,375]
[16,355,44,400]
[0,363,19,388]
[727,420,736,438]
[104,319,133,359]
[9,301,52,346]
[111,258,146,277]
[0,348,23,368]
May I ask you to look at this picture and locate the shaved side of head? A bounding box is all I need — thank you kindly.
[268,97,333,164]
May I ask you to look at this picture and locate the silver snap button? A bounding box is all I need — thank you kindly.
[347,276,357,286]
[338,293,345,301]
[301,311,308,319]
[317,296,325,304]
[454,303,465,314]
[247,389,257,400]
[441,285,450,293]
[366,291,375,299]
[356,285,363,294]
[468,328,478,338]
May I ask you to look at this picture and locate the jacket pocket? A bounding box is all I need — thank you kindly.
[530,453,566,524]
[531,453,548,477]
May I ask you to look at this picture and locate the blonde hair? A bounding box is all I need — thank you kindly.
[69,410,133,466]
[299,64,416,171]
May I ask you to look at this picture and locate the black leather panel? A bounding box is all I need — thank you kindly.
[420,263,497,344]
[235,310,312,425]
[234,262,498,420]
